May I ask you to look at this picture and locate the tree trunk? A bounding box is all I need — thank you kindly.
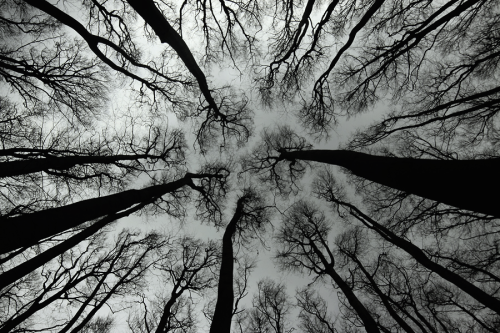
[0,153,155,178]
[348,255,417,333]
[0,173,216,254]
[280,150,500,217]
[342,200,500,315]
[309,241,381,333]
[125,0,219,114]
[210,197,245,333]
[0,202,147,289]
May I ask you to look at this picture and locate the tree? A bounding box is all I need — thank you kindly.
[0,230,165,333]
[295,287,338,333]
[127,237,219,333]
[244,125,500,217]
[275,200,381,333]
[313,169,500,322]
[2,0,500,331]
[210,188,271,333]
[0,168,228,255]
[241,279,293,333]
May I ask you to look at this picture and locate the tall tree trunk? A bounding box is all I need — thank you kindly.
[0,202,148,289]
[210,197,246,333]
[338,199,500,315]
[0,153,158,178]
[309,241,381,333]
[280,150,500,217]
[0,173,218,254]
[125,0,220,115]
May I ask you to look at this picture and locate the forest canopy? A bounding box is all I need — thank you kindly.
[1,0,499,332]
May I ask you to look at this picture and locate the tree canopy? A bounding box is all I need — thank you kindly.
[1,0,499,332]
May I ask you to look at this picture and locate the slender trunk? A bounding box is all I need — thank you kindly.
[0,173,217,254]
[69,250,150,333]
[348,255,417,333]
[0,202,148,289]
[308,241,380,333]
[0,275,87,333]
[342,200,500,315]
[210,198,245,333]
[280,150,500,217]
[0,153,154,178]
[155,295,179,333]
[324,265,381,333]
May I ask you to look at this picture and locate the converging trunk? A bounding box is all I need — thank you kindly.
[309,241,381,333]
[0,203,148,289]
[0,153,157,178]
[210,197,246,333]
[280,150,500,218]
[341,200,500,316]
[0,173,217,254]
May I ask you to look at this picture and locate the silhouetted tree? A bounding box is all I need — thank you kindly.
[210,187,272,333]
[245,125,500,217]
[313,170,500,317]
[243,279,293,333]
[276,200,381,333]
[0,230,164,333]
[128,237,219,333]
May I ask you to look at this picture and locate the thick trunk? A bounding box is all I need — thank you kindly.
[210,198,245,333]
[0,173,215,254]
[281,150,500,217]
[0,153,154,178]
[0,203,147,289]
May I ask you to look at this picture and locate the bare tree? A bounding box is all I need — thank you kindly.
[0,230,165,333]
[128,237,219,333]
[0,168,228,255]
[296,287,338,333]
[243,279,293,333]
[210,188,272,333]
[244,125,500,217]
[275,200,381,333]
[312,170,500,317]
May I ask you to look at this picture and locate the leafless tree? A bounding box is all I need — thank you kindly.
[0,230,165,333]
[127,237,219,333]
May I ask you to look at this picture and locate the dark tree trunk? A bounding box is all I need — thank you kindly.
[309,241,381,333]
[0,173,215,254]
[125,0,219,114]
[348,255,417,333]
[155,294,179,333]
[280,150,500,218]
[0,202,148,289]
[342,200,500,315]
[0,153,156,178]
[209,198,245,333]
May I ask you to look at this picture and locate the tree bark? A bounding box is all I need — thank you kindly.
[210,198,245,333]
[0,173,217,254]
[280,150,500,218]
[0,153,156,178]
[0,202,148,289]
